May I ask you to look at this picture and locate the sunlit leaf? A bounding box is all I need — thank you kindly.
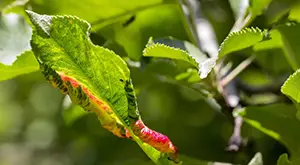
[0,50,39,82]
[27,11,180,164]
[219,27,268,57]
[143,39,215,79]
[281,69,300,103]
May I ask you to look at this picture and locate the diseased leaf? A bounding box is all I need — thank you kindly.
[219,27,268,57]
[26,11,180,165]
[281,69,300,103]
[237,104,300,164]
[143,39,216,79]
[0,50,39,82]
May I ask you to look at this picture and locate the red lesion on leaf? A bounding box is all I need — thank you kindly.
[59,72,111,112]
[132,119,178,156]
[58,72,131,138]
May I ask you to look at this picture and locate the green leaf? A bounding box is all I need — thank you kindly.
[277,22,300,70]
[0,50,39,82]
[281,69,300,103]
[29,0,177,29]
[143,39,216,79]
[248,152,263,165]
[219,27,268,57]
[27,11,180,165]
[237,104,300,164]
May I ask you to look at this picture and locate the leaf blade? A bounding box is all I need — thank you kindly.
[219,27,267,57]
[27,10,179,165]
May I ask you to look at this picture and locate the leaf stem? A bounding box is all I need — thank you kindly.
[220,55,256,87]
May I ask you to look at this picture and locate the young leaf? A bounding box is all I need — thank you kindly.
[236,104,300,164]
[219,27,268,57]
[281,69,300,103]
[0,50,39,82]
[26,11,180,165]
[143,39,216,79]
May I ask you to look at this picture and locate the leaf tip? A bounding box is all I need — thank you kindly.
[26,10,52,37]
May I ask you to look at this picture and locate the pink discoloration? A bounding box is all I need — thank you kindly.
[59,73,110,112]
[60,74,80,88]
[133,120,178,154]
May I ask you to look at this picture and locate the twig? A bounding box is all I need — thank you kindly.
[180,0,256,152]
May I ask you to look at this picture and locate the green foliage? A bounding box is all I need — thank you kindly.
[143,39,216,79]
[219,27,268,57]
[0,50,39,81]
[237,104,300,164]
[277,22,300,70]
[28,0,176,29]
[2,1,300,165]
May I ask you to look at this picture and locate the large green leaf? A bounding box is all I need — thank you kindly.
[0,50,39,81]
[26,11,180,165]
[143,38,216,79]
[237,104,300,164]
[281,69,300,103]
[218,27,268,57]
[29,0,177,29]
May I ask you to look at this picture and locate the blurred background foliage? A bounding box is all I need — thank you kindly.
[1,0,300,165]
